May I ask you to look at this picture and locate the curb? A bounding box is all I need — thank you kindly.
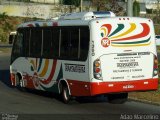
[128,97,160,106]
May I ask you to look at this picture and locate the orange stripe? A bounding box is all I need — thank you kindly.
[39,59,49,77]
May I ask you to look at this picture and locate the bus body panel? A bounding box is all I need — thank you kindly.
[89,17,158,94]
[10,57,90,95]
[10,14,158,98]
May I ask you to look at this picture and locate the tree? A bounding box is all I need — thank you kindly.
[92,0,124,15]
[133,0,140,16]
[62,0,80,7]
[92,0,107,11]
[62,0,81,12]
[106,0,124,16]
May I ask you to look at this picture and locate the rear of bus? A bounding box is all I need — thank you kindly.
[89,17,158,98]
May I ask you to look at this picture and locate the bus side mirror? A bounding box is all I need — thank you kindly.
[9,35,13,44]
[9,32,16,44]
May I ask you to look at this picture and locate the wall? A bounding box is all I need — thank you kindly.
[0,3,95,19]
[30,0,60,4]
[0,4,62,19]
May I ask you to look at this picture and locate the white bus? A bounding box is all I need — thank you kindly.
[10,12,158,104]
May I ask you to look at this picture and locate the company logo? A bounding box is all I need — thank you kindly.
[101,38,110,47]
[100,23,151,47]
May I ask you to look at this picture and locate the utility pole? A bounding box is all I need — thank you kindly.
[80,0,83,12]
[127,0,133,16]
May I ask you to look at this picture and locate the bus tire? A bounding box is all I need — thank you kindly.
[107,93,128,104]
[15,74,25,92]
[61,85,70,104]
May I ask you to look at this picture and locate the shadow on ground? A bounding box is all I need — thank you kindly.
[0,70,12,87]
[0,70,108,104]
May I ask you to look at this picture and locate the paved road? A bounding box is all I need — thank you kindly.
[0,52,11,70]
[0,52,160,120]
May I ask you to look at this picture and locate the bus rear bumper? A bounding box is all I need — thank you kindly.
[89,78,158,96]
[68,78,158,96]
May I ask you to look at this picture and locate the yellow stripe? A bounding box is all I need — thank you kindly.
[30,60,36,70]
[101,27,107,36]
[111,41,151,47]
[39,59,49,77]
[110,23,136,40]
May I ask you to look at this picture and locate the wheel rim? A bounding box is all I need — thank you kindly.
[63,87,69,101]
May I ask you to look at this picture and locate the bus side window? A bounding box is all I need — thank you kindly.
[80,27,89,61]
[60,27,70,58]
[51,27,59,58]
[30,28,42,58]
[42,27,60,59]
[70,27,79,60]
[43,28,52,58]
[11,30,23,62]
[23,29,30,57]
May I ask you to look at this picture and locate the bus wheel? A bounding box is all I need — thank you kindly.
[61,85,70,104]
[107,93,128,104]
[15,74,25,92]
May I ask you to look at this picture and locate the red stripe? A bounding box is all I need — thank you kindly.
[27,24,34,27]
[112,23,150,41]
[40,60,57,84]
[23,74,35,89]
[67,80,91,96]
[53,22,58,26]
[10,73,16,86]
[102,24,112,36]
[68,78,158,96]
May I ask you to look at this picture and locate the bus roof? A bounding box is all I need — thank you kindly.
[17,11,116,28]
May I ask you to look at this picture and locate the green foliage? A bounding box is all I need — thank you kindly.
[155,25,160,35]
[146,8,153,14]
[133,0,140,17]
[92,0,107,11]
[62,0,81,7]
[0,12,8,20]
[0,14,23,43]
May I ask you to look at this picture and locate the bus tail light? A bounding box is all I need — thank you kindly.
[153,55,158,77]
[94,59,103,80]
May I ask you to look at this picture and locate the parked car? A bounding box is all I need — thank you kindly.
[156,35,160,46]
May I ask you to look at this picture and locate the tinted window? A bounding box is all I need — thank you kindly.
[11,29,23,63]
[70,27,79,59]
[80,27,90,61]
[43,28,52,58]
[11,26,90,62]
[23,28,30,57]
[60,27,81,60]
[30,28,42,57]
[60,27,70,58]
[52,27,60,58]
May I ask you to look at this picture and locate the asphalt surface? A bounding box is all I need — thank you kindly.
[0,52,160,120]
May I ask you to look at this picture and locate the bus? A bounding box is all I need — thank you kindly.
[10,11,159,104]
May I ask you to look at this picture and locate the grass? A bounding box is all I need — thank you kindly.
[129,85,160,105]
[129,47,160,105]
